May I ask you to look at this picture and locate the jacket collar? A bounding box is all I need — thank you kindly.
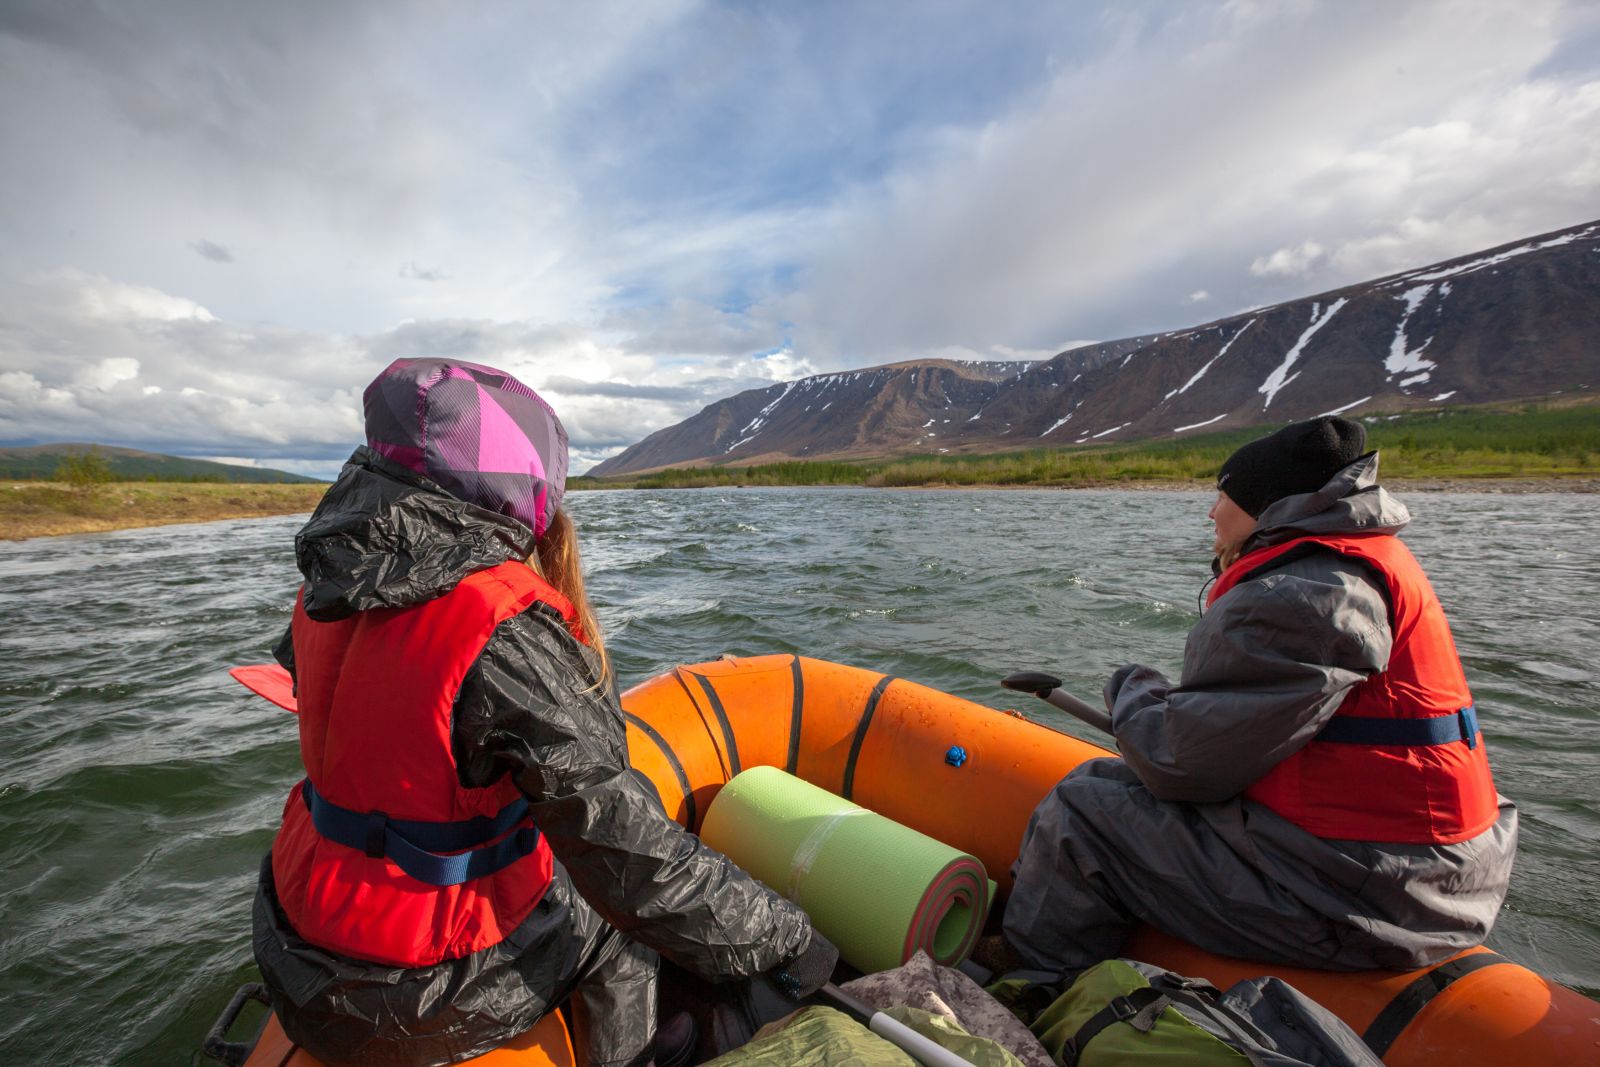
[295,446,537,621]
[1241,452,1410,554]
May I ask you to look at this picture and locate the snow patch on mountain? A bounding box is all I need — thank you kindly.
[725,382,796,453]
[1317,396,1371,417]
[1400,225,1599,284]
[1260,299,1347,409]
[1040,413,1073,437]
[1174,414,1227,433]
[1385,284,1437,381]
[1165,319,1255,401]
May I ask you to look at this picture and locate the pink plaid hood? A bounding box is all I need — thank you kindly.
[362,358,567,538]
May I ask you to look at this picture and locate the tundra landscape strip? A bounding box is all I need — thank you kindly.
[0,481,330,540]
[5,404,1597,539]
[572,404,1600,491]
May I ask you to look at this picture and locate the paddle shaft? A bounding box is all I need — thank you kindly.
[999,671,1113,736]
[820,984,979,1067]
[1038,688,1114,735]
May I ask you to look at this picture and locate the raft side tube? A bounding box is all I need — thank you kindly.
[621,653,1600,1067]
[232,1006,574,1066]
[621,653,1109,896]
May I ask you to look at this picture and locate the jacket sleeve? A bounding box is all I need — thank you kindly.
[1106,552,1393,804]
[450,609,815,982]
[272,623,296,682]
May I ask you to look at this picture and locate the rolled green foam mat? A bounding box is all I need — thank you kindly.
[700,765,993,974]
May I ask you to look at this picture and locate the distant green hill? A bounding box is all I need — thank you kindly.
[0,443,325,484]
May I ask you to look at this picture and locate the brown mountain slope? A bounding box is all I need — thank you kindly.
[592,218,1600,476]
[590,358,1039,474]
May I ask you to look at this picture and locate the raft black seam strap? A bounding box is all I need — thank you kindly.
[842,674,896,800]
[1360,951,1510,1058]
[623,710,697,830]
[689,672,742,779]
[787,655,804,775]
[670,669,732,780]
[269,1043,297,1067]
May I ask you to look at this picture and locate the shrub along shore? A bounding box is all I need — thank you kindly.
[4,404,1596,540]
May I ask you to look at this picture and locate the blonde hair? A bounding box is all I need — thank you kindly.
[528,508,610,687]
[1215,539,1246,572]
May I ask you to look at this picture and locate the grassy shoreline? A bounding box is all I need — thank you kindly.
[0,481,329,541]
[4,472,1595,542]
[6,404,1597,540]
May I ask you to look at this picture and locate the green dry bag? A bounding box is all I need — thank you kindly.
[991,959,1384,1067]
[1016,959,1261,1066]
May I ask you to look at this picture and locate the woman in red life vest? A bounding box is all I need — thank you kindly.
[252,358,836,1067]
[1004,416,1517,973]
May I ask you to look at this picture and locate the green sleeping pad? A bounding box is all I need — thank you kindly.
[700,766,993,974]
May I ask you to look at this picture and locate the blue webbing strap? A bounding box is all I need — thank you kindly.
[1316,704,1479,749]
[300,778,538,887]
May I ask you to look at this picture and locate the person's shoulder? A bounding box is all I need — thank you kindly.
[489,607,612,695]
[1222,545,1387,615]
[1262,543,1390,593]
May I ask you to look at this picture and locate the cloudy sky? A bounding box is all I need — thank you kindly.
[2,0,1597,475]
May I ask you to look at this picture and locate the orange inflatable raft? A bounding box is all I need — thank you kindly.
[213,654,1600,1067]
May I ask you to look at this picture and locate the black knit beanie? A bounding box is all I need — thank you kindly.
[1216,416,1368,517]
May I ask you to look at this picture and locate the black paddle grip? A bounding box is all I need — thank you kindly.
[1000,671,1063,697]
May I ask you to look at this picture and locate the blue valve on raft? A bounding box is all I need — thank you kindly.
[944,745,968,767]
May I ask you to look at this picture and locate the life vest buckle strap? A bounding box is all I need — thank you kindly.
[363,810,387,859]
[300,778,539,887]
[1314,704,1480,747]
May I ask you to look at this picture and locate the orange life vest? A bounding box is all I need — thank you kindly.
[1208,533,1498,844]
[271,560,584,967]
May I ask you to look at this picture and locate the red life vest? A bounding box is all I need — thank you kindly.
[271,560,584,967]
[1208,533,1499,844]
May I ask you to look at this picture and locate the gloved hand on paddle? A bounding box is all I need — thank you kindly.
[768,929,839,999]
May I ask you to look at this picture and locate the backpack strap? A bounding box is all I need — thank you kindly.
[1060,987,1171,1066]
[1150,985,1275,1067]
[1063,977,1281,1067]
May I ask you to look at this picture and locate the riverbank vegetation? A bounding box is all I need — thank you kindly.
[6,403,1595,538]
[572,403,1600,491]
[0,481,330,540]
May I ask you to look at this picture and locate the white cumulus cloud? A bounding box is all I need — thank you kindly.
[1250,241,1328,278]
[0,0,1596,470]
[72,357,140,391]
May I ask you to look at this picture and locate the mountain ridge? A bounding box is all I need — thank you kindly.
[592,218,1600,477]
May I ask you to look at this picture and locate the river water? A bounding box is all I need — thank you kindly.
[1,487,1596,1064]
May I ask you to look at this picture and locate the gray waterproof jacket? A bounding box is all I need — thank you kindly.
[1005,455,1518,973]
[252,448,816,1064]
[1112,453,1413,800]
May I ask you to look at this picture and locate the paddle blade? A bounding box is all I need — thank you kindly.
[230,664,298,713]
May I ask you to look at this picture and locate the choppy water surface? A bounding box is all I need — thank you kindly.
[1,488,1596,1063]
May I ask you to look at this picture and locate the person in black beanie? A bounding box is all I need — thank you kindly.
[1005,416,1517,974]
[1209,416,1369,569]
[1217,416,1368,517]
